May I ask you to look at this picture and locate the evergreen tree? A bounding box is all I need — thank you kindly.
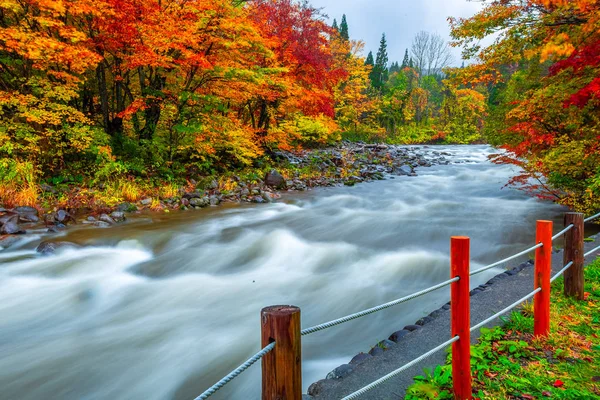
[339,14,349,41]
[401,49,410,69]
[365,51,374,66]
[370,33,389,90]
[332,18,339,32]
[409,57,414,69]
[389,61,400,74]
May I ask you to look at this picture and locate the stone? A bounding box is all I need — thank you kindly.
[55,209,71,223]
[94,221,111,228]
[368,346,384,357]
[110,211,126,222]
[326,364,354,380]
[0,212,19,225]
[251,196,265,204]
[140,198,153,206]
[389,329,411,342]
[209,195,220,206]
[442,304,451,310]
[377,339,395,350]
[14,206,38,215]
[307,380,328,397]
[403,324,422,332]
[183,192,203,200]
[349,352,372,365]
[416,316,433,326]
[1,221,25,235]
[264,169,286,189]
[36,241,80,255]
[0,235,21,249]
[189,197,209,208]
[116,202,136,212]
[18,213,39,223]
[99,214,116,225]
[86,216,97,222]
[397,165,413,175]
[261,192,273,203]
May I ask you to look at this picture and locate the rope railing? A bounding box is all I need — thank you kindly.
[301,277,459,336]
[551,261,574,283]
[194,342,276,400]
[470,242,543,276]
[584,211,600,223]
[552,224,573,241]
[193,210,600,400]
[470,288,541,333]
[340,336,460,400]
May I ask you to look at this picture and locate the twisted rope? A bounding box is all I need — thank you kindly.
[585,245,600,258]
[194,342,276,400]
[470,243,543,276]
[340,336,459,400]
[585,212,600,223]
[552,225,573,241]
[551,261,574,283]
[301,277,459,336]
[470,287,541,333]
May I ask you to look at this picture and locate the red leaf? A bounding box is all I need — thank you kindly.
[542,391,552,397]
[553,379,564,388]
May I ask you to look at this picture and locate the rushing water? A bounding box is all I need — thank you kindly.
[1,145,572,400]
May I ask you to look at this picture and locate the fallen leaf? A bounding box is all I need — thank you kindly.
[553,379,564,388]
[542,391,552,397]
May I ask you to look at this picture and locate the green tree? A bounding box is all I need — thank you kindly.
[389,61,400,74]
[371,33,389,91]
[339,14,349,41]
[365,51,374,67]
[332,18,339,32]
[401,49,410,69]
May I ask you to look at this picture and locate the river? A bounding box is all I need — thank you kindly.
[0,145,573,399]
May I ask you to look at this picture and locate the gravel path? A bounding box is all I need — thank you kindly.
[307,233,600,400]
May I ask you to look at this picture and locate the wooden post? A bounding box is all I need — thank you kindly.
[564,213,585,300]
[261,306,301,400]
[534,220,553,337]
[451,236,471,400]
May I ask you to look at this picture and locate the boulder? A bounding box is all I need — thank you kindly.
[397,165,413,176]
[0,235,21,249]
[55,209,71,223]
[264,170,286,189]
[140,198,153,206]
[209,195,220,206]
[99,214,116,225]
[189,197,209,208]
[325,364,354,380]
[36,241,80,255]
[110,211,126,222]
[183,192,203,200]
[14,206,38,215]
[116,202,136,212]
[1,221,25,235]
[0,212,19,226]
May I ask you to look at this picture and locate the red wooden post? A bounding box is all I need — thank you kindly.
[261,306,301,400]
[534,220,553,337]
[564,213,584,300]
[451,236,471,400]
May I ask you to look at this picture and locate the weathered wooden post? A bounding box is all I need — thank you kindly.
[564,213,585,300]
[534,220,553,337]
[451,236,472,400]
[261,305,301,400]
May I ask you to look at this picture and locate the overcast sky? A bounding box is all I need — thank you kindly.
[312,0,484,66]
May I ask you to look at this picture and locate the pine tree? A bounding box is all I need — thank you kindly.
[401,49,410,69]
[370,33,389,90]
[332,18,339,32]
[389,61,400,74]
[409,57,414,69]
[339,14,349,41]
[365,51,374,66]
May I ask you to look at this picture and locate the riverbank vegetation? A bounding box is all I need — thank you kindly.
[406,257,600,399]
[0,0,599,215]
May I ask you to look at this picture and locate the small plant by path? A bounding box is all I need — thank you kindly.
[406,259,600,400]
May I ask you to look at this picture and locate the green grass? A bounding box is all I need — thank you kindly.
[406,258,600,399]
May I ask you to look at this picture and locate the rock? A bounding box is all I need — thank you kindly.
[40,183,58,194]
[209,195,220,206]
[261,192,274,203]
[55,209,71,223]
[36,241,80,255]
[442,304,451,310]
[99,214,116,225]
[397,165,413,175]
[416,316,434,326]
[189,197,209,208]
[183,192,203,200]
[369,346,384,357]
[377,339,395,350]
[251,196,265,204]
[0,235,21,249]
[326,364,354,380]
[0,212,19,226]
[86,216,97,222]
[403,324,422,332]
[140,198,153,206]
[110,211,126,222]
[14,206,38,215]
[180,198,190,207]
[18,213,39,223]
[389,329,411,342]
[1,221,25,235]
[93,221,111,228]
[116,202,136,212]
[265,170,286,189]
[307,380,328,397]
[349,352,372,365]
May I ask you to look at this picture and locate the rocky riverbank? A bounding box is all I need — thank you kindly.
[0,142,453,252]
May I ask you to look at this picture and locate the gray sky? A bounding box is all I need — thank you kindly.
[312,0,484,66]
